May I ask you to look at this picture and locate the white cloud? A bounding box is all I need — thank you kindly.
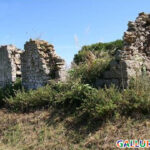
[74,34,80,48]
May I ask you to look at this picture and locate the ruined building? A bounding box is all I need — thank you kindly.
[21,39,66,89]
[0,45,22,87]
[0,40,66,89]
[0,12,150,89]
[96,12,150,88]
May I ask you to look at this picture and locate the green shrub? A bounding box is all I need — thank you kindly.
[5,80,99,113]
[54,81,98,112]
[80,85,122,118]
[121,76,150,115]
[70,57,111,86]
[80,76,150,118]
[73,40,123,65]
[0,78,22,107]
[3,74,150,120]
[5,85,55,112]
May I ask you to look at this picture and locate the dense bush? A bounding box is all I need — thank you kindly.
[0,78,22,107]
[5,85,55,111]
[121,76,150,115]
[80,76,150,118]
[53,80,98,111]
[80,86,122,118]
[3,75,150,120]
[70,56,112,86]
[5,80,98,112]
[73,40,123,65]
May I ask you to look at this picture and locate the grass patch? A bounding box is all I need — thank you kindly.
[0,109,150,150]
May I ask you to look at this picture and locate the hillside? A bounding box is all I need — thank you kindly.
[1,12,150,150]
[0,38,150,149]
[0,109,150,150]
[0,0,150,148]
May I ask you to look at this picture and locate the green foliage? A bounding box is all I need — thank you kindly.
[5,85,55,112]
[73,40,123,65]
[80,76,150,118]
[4,76,150,120]
[121,76,150,115]
[80,86,121,118]
[0,47,150,122]
[5,80,98,113]
[70,56,112,86]
[0,78,22,107]
[53,80,98,111]
[3,39,122,111]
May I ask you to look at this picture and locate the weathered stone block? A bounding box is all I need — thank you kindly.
[0,45,22,87]
[96,12,150,88]
[21,39,66,89]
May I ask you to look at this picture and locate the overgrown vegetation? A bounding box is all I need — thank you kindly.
[0,39,150,149]
[5,85,54,112]
[0,78,22,107]
[1,76,150,149]
[0,40,149,120]
[71,40,123,86]
[73,39,123,65]
[1,75,150,120]
[70,55,112,86]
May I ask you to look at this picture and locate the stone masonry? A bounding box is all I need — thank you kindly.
[1,12,150,89]
[21,39,66,89]
[0,45,22,87]
[96,12,150,88]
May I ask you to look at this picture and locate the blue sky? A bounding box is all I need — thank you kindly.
[0,0,149,64]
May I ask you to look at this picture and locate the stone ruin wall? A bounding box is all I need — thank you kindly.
[21,39,66,89]
[96,12,150,88]
[1,12,150,89]
[0,45,22,87]
[0,40,66,89]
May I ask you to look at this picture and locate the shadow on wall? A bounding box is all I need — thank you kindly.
[0,46,13,87]
[21,41,51,89]
[21,40,66,90]
[95,57,128,89]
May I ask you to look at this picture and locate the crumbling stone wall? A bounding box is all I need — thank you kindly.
[1,12,149,89]
[0,45,22,87]
[21,39,66,89]
[96,12,150,88]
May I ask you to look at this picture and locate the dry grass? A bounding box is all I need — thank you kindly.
[0,108,149,150]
